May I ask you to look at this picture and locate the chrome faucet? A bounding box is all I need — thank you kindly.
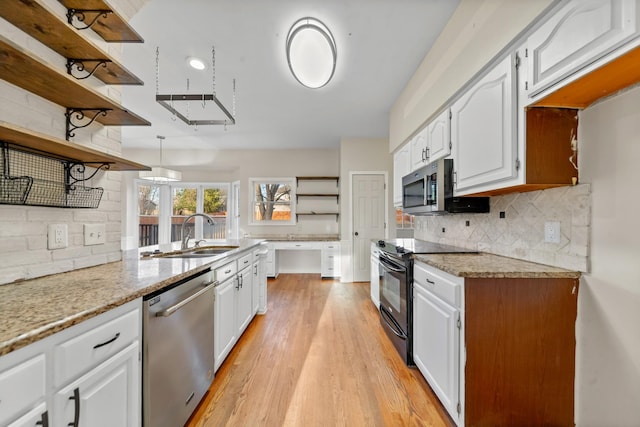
[180,213,216,250]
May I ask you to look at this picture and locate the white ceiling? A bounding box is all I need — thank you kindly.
[121,0,459,151]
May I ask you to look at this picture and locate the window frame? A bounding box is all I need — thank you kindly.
[248,177,296,226]
[135,180,232,247]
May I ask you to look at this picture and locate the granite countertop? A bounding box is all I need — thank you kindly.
[250,234,339,242]
[0,239,264,357]
[414,253,581,279]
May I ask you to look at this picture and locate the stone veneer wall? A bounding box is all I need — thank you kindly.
[413,184,591,272]
[0,0,147,285]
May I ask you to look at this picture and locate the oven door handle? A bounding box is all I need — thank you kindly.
[379,306,407,339]
[379,253,405,272]
[156,280,217,317]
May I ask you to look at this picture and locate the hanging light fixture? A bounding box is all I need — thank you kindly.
[286,17,337,89]
[139,135,182,182]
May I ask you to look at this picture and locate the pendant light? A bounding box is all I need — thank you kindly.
[139,135,182,182]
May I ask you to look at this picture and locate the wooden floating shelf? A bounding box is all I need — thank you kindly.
[296,176,339,185]
[59,0,144,43]
[0,0,142,85]
[297,193,340,197]
[0,35,150,127]
[0,121,150,171]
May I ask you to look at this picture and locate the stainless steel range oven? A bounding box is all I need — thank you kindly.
[378,249,413,365]
[376,238,478,366]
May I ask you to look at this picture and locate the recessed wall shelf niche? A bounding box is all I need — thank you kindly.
[295,176,340,221]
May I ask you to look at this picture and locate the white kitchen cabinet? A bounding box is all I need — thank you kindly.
[214,251,259,371]
[252,260,260,316]
[393,143,411,206]
[265,243,279,278]
[321,242,341,278]
[413,262,461,424]
[0,354,46,426]
[527,0,639,100]
[7,402,47,427]
[255,245,269,314]
[54,342,139,427]
[236,264,253,336]
[427,109,451,164]
[410,109,451,172]
[450,54,517,194]
[410,130,428,171]
[214,275,237,372]
[369,243,380,308]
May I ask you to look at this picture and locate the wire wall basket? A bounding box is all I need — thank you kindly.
[0,143,104,209]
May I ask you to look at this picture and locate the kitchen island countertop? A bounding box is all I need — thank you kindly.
[0,239,264,357]
[414,252,581,279]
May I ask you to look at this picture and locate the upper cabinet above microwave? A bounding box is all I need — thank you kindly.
[410,109,451,172]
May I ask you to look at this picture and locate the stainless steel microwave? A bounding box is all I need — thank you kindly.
[401,159,489,215]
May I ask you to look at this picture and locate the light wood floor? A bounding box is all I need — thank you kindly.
[187,274,453,427]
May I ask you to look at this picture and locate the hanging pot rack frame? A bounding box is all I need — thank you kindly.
[155,46,236,127]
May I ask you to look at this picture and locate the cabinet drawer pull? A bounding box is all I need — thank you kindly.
[93,332,120,349]
[36,411,49,427]
[425,278,435,285]
[68,388,80,427]
[225,269,232,274]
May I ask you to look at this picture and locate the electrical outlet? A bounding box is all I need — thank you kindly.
[544,221,560,243]
[47,224,68,249]
[84,223,106,246]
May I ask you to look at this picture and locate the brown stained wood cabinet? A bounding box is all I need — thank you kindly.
[463,277,579,426]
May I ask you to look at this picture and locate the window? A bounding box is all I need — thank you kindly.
[136,181,230,248]
[138,183,160,247]
[249,178,295,225]
[396,207,414,229]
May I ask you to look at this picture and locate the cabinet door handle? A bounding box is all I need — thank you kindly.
[36,411,49,427]
[421,148,426,162]
[68,387,80,427]
[425,146,430,160]
[93,332,120,349]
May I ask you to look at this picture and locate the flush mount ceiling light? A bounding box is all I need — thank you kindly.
[286,17,337,89]
[155,47,236,127]
[187,57,206,70]
[139,135,182,182]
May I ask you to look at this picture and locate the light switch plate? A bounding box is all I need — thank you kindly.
[84,223,106,246]
[47,224,68,249]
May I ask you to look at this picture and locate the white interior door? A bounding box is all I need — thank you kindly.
[352,174,386,282]
[230,180,240,239]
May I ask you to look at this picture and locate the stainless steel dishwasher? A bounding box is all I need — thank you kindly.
[143,269,216,427]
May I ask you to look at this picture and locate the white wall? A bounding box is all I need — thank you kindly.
[121,147,340,245]
[575,86,640,426]
[0,0,146,285]
[389,0,553,152]
[339,137,392,281]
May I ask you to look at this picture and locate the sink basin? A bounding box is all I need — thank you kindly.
[161,246,239,258]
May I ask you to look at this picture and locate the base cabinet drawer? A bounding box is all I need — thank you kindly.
[54,308,139,387]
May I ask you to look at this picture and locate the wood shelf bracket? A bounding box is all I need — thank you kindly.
[66,9,113,31]
[65,108,112,140]
[66,59,112,80]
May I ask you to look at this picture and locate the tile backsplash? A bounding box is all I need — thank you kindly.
[413,184,590,272]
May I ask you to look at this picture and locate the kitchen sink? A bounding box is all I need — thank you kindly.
[161,246,239,258]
